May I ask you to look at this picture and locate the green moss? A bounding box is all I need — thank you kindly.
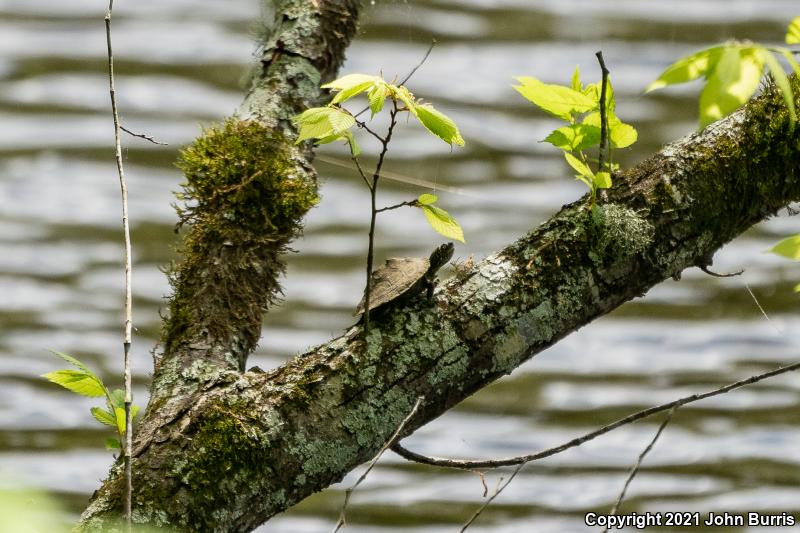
[162,118,318,363]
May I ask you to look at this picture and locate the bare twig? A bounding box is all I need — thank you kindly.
[595,51,610,175]
[332,396,424,532]
[353,39,436,119]
[121,125,168,146]
[363,103,399,335]
[460,464,524,532]
[399,38,437,86]
[375,200,418,213]
[105,1,133,529]
[601,408,677,533]
[699,265,744,278]
[745,282,782,335]
[392,359,800,469]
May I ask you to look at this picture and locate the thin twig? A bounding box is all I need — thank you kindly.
[399,38,437,86]
[392,359,800,469]
[745,282,782,335]
[105,0,133,530]
[595,51,610,174]
[353,39,436,119]
[375,200,418,213]
[699,265,744,278]
[363,103,399,335]
[601,408,677,533]
[460,464,524,532]
[121,125,168,146]
[332,396,424,533]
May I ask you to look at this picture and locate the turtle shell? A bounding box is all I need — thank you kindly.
[353,256,430,316]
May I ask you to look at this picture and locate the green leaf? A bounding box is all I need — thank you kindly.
[609,121,638,148]
[414,104,465,146]
[594,171,612,189]
[761,49,797,126]
[564,152,593,178]
[581,111,637,148]
[794,282,800,293]
[787,16,800,44]
[514,76,597,121]
[390,85,417,115]
[699,46,764,128]
[131,404,140,422]
[368,83,388,117]
[105,437,121,451]
[50,351,94,374]
[114,406,127,435]
[315,130,362,157]
[417,193,438,205]
[109,389,127,409]
[321,73,380,92]
[329,81,375,105]
[781,49,800,76]
[544,123,601,152]
[769,234,800,259]
[293,106,355,143]
[583,79,615,112]
[646,46,726,92]
[42,369,106,398]
[571,65,582,92]
[91,407,118,427]
[420,205,465,243]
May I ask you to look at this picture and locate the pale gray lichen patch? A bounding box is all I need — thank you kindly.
[592,203,654,259]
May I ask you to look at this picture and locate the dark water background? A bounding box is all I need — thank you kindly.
[1,1,799,531]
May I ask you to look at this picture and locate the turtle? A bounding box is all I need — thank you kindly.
[354,242,455,317]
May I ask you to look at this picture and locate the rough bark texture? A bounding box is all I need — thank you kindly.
[75,1,800,531]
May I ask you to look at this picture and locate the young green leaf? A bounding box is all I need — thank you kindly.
[544,123,601,152]
[781,50,800,76]
[564,152,593,178]
[583,112,638,148]
[787,16,800,44]
[571,65,582,92]
[583,78,615,112]
[769,234,800,259]
[646,46,725,92]
[329,81,376,105]
[761,49,797,126]
[105,437,122,451]
[698,46,763,127]
[131,404,140,422]
[109,388,125,409]
[414,104,465,146]
[514,76,597,121]
[114,406,127,434]
[42,369,106,398]
[390,85,417,115]
[417,193,438,205]
[593,171,612,189]
[293,107,356,143]
[91,407,118,427]
[420,204,465,243]
[368,83,388,117]
[50,351,94,374]
[321,73,380,92]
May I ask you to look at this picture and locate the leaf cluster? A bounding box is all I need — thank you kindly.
[42,351,139,451]
[514,66,637,201]
[293,73,466,242]
[647,17,800,128]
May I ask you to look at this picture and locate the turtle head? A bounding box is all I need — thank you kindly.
[428,242,455,274]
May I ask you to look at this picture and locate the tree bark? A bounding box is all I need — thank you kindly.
[76,1,800,531]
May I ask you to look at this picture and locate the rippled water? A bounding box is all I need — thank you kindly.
[1,1,799,531]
